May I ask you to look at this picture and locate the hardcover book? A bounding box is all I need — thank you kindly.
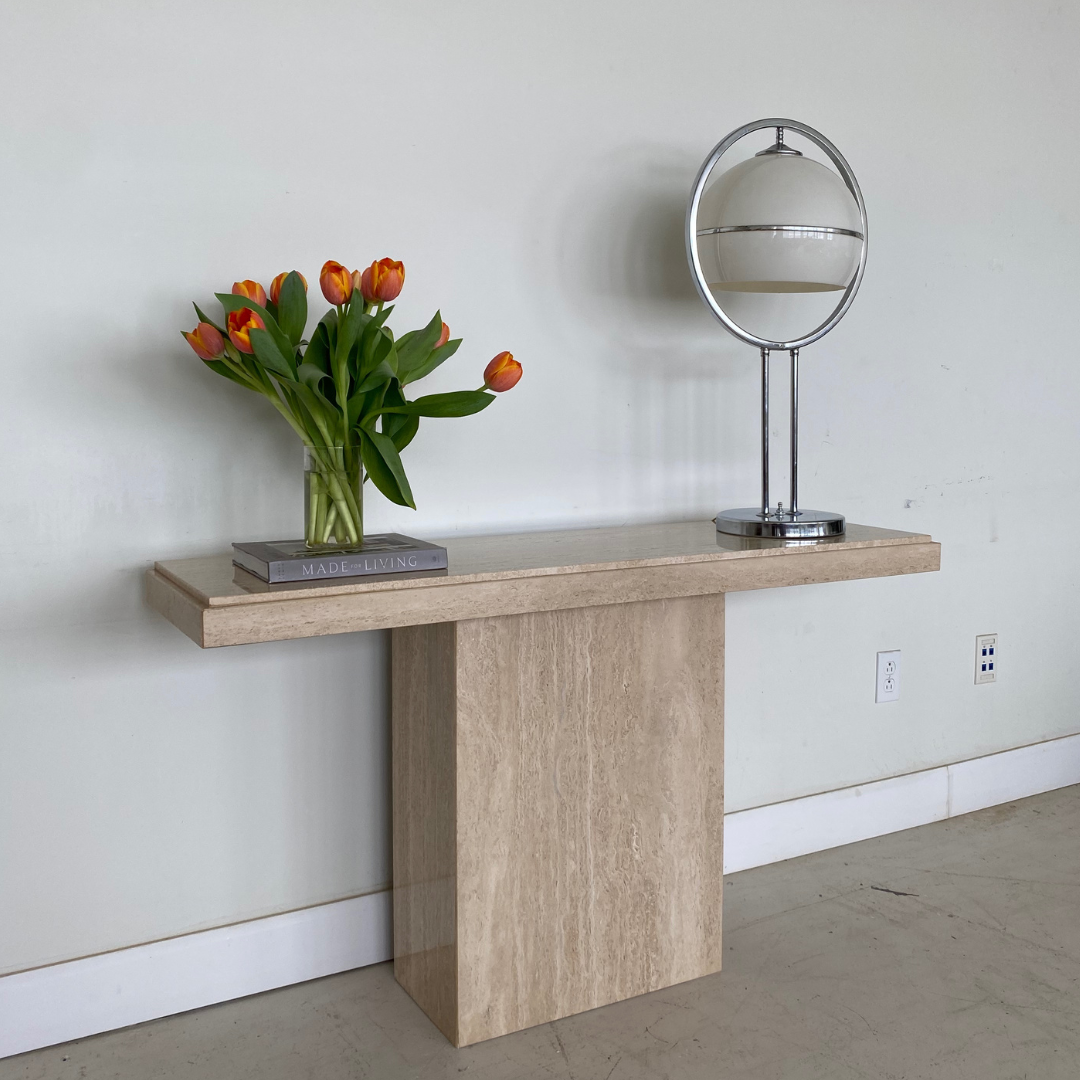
[232,534,448,583]
[231,563,448,593]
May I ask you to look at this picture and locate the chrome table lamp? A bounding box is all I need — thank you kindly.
[686,118,868,538]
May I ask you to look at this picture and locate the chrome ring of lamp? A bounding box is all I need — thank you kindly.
[685,118,868,539]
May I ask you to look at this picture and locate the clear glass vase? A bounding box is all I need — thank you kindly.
[304,445,364,550]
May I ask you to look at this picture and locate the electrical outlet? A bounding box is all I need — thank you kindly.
[975,633,997,684]
[876,650,901,703]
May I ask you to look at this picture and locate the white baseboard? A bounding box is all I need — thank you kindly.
[0,890,392,1061]
[947,734,1080,817]
[723,732,1080,874]
[3,732,1079,1060]
[723,763,952,874]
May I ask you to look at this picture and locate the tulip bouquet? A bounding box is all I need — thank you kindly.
[184,258,521,549]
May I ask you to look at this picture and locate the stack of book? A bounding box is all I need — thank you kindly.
[232,534,448,585]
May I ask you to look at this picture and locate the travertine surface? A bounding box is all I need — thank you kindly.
[393,596,725,1046]
[392,622,458,1042]
[157,522,929,606]
[147,521,939,647]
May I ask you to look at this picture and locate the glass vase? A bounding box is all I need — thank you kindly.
[304,445,364,550]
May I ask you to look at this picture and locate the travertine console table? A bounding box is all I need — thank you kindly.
[147,521,939,1046]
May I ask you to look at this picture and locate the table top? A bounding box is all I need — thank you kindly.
[146,520,939,647]
[156,521,932,608]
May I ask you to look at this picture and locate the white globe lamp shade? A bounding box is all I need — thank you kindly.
[697,153,862,294]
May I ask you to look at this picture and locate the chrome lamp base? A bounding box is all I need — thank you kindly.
[716,507,845,540]
[713,344,845,542]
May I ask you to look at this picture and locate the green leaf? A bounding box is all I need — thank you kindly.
[296,382,340,433]
[283,386,330,443]
[396,310,444,377]
[385,336,400,372]
[336,298,368,369]
[201,357,255,390]
[303,320,332,373]
[381,385,420,451]
[401,338,461,386]
[296,362,329,391]
[248,327,296,380]
[346,317,372,379]
[357,377,394,429]
[380,382,412,449]
[357,303,393,343]
[386,412,420,452]
[277,272,308,346]
[393,328,417,354]
[360,429,415,508]
[319,307,339,335]
[193,303,226,336]
[352,308,394,378]
[381,390,494,418]
[359,327,395,381]
[347,388,377,430]
[351,360,395,397]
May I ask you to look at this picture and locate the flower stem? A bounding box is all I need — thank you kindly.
[306,477,320,546]
[322,503,338,545]
[304,447,363,548]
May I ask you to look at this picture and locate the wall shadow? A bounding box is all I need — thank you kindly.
[529,142,760,519]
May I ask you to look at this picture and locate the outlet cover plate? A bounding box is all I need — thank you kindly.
[876,650,901,703]
[976,633,997,684]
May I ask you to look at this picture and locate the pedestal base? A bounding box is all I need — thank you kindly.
[716,507,845,539]
[392,595,725,1046]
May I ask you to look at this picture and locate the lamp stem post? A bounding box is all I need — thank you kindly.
[760,347,770,518]
[789,348,799,515]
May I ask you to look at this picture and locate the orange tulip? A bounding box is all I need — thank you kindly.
[483,351,521,392]
[351,269,363,295]
[269,271,308,305]
[227,308,266,355]
[183,321,225,361]
[232,279,267,308]
[320,260,353,305]
[436,321,450,349]
[359,258,405,303]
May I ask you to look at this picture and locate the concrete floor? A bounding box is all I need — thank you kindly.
[5,786,1080,1080]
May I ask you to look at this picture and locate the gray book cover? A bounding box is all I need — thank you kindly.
[232,563,448,593]
[232,533,448,583]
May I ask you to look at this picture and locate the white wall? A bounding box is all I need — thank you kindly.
[1,0,1077,977]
